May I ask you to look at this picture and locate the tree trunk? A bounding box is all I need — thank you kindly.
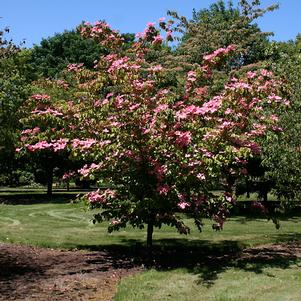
[146,221,154,260]
[246,179,250,198]
[47,166,53,196]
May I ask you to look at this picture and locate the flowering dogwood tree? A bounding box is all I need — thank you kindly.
[18,20,288,252]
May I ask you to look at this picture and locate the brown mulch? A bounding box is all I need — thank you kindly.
[0,241,300,301]
[0,243,140,301]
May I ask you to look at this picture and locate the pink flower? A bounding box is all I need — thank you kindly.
[178,201,190,210]
[72,139,97,150]
[154,104,168,113]
[267,94,282,103]
[174,131,192,147]
[52,139,68,152]
[78,163,101,177]
[62,171,75,180]
[157,184,170,196]
[152,35,163,45]
[67,63,84,72]
[197,173,206,181]
[31,108,63,117]
[251,201,266,213]
[147,22,155,27]
[26,141,52,152]
[247,71,257,79]
[87,189,116,204]
[149,65,163,72]
[200,96,222,114]
[187,71,197,82]
[31,94,50,100]
[261,69,272,77]
[203,45,236,64]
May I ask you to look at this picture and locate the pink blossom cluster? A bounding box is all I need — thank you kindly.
[148,65,163,72]
[108,56,141,74]
[176,96,222,120]
[148,159,167,182]
[31,94,51,101]
[72,139,98,150]
[26,138,68,152]
[157,184,170,196]
[62,171,76,180]
[233,139,261,155]
[251,201,267,213]
[248,123,267,137]
[187,71,197,82]
[78,163,101,178]
[135,21,165,46]
[132,79,154,91]
[219,120,235,130]
[86,189,116,204]
[67,63,84,72]
[56,80,69,89]
[52,139,68,151]
[177,192,190,210]
[203,45,236,64]
[21,127,40,136]
[80,21,123,49]
[174,131,192,147]
[31,108,63,117]
[226,81,251,91]
[154,104,169,113]
[201,96,222,114]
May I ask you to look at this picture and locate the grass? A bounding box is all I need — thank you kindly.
[0,194,301,300]
[0,199,300,249]
[115,264,301,301]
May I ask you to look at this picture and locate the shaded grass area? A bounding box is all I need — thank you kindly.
[0,196,301,300]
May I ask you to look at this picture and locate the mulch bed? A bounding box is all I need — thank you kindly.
[0,243,140,301]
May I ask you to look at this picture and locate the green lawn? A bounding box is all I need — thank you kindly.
[0,197,300,300]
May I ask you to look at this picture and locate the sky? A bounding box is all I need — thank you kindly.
[1,0,301,47]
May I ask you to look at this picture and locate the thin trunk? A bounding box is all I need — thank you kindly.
[246,179,250,198]
[147,221,154,260]
[47,166,53,196]
[66,181,70,192]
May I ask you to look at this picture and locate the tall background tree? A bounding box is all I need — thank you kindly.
[261,35,301,202]
[166,0,278,71]
[0,28,33,185]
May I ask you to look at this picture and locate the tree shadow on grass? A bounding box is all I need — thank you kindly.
[0,193,80,205]
[76,233,301,287]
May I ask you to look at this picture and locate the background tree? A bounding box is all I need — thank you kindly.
[30,28,135,78]
[0,28,33,185]
[166,0,278,72]
[261,36,301,202]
